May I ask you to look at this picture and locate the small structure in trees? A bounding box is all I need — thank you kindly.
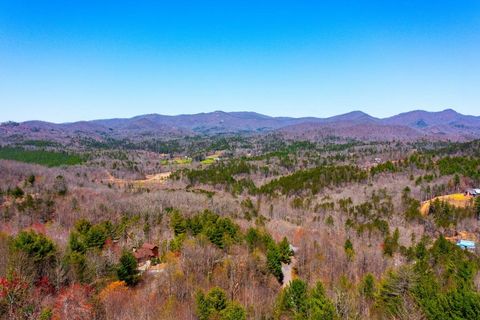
[133,243,159,263]
[456,239,476,251]
[289,244,298,254]
[464,188,480,197]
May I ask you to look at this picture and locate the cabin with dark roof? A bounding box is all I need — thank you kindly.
[133,243,159,263]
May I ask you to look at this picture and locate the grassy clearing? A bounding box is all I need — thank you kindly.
[0,147,84,167]
[200,157,216,165]
[159,158,192,165]
[174,158,192,165]
[420,193,473,216]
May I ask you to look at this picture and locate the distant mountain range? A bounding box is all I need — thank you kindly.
[1,109,480,142]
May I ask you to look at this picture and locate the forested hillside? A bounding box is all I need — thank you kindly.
[1,134,480,320]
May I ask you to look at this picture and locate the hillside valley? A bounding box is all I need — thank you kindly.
[1,115,480,319]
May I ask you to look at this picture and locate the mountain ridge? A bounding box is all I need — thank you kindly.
[1,109,480,142]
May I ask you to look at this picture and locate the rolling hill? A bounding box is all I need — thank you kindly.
[1,109,480,142]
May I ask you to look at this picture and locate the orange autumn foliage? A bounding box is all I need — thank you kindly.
[100,281,134,318]
[99,280,128,301]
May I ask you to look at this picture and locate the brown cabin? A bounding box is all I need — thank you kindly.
[133,243,159,263]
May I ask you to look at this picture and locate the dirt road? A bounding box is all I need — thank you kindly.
[106,171,171,187]
[282,257,297,288]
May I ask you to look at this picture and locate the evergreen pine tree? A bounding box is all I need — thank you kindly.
[117,251,139,286]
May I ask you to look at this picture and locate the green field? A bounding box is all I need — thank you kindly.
[0,147,84,167]
[200,157,216,165]
[174,158,192,165]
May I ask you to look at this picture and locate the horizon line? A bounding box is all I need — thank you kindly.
[1,107,474,125]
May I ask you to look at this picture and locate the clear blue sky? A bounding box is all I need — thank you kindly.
[1,1,479,122]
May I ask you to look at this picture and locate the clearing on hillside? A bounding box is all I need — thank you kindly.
[420,193,473,216]
[106,171,171,187]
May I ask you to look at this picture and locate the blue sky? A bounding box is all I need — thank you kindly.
[0,1,479,122]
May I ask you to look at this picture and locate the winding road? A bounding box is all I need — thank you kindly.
[282,257,297,288]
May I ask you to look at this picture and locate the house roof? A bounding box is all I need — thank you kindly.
[457,240,475,248]
[134,247,156,260]
[142,243,157,250]
[133,243,158,260]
